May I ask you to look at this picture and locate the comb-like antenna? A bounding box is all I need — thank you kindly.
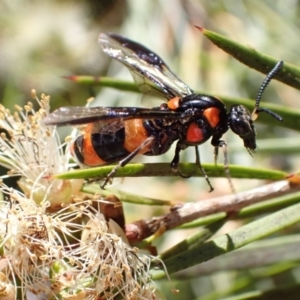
[251,60,284,121]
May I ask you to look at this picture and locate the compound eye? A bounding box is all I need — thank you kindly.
[230,105,256,150]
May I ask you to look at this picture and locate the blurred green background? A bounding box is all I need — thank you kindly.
[1,1,300,299]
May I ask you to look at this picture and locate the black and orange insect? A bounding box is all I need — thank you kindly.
[44,33,283,190]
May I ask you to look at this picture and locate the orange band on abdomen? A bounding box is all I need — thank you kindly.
[123,119,151,154]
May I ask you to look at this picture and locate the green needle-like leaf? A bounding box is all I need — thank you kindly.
[197,26,300,90]
[222,284,300,300]
[159,220,226,261]
[63,76,140,92]
[54,163,286,180]
[82,184,174,206]
[187,235,300,275]
[150,200,300,279]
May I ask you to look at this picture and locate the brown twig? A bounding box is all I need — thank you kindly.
[125,180,300,243]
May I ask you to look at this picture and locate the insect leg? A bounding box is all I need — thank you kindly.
[195,146,214,192]
[214,146,219,165]
[216,140,236,194]
[170,141,191,178]
[100,136,155,189]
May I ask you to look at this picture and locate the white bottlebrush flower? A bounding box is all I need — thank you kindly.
[74,201,156,299]
[0,90,81,208]
[0,91,158,299]
[0,185,53,298]
[0,185,157,300]
[0,272,16,300]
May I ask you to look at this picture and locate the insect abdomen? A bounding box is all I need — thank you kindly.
[73,119,152,167]
[73,127,129,167]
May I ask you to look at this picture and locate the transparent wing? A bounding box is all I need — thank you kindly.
[43,106,183,126]
[99,33,193,100]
